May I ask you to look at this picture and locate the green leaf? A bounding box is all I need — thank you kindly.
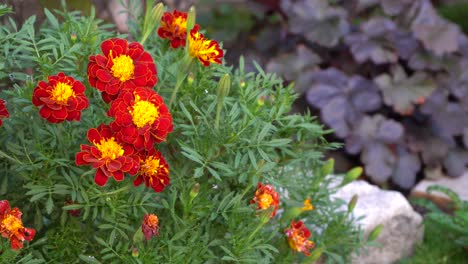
[44,9,59,29]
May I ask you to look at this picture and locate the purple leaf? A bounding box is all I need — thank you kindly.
[266,45,321,81]
[376,119,404,143]
[390,31,419,60]
[410,0,460,56]
[345,18,398,64]
[375,65,436,115]
[443,148,468,177]
[321,96,350,138]
[392,147,421,189]
[361,143,395,183]
[380,0,412,16]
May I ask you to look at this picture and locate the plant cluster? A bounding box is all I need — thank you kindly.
[0,2,373,263]
[403,185,468,263]
[235,0,468,189]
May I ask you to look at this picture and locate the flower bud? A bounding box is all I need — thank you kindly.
[190,183,200,199]
[321,158,334,176]
[368,224,384,242]
[132,247,139,257]
[215,74,231,129]
[347,194,358,213]
[342,166,363,186]
[186,6,196,35]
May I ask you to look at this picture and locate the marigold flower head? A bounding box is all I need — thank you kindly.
[87,38,157,103]
[75,124,139,186]
[188,25,223,66]
[32,72,89,123]
[134,149,170,192]
[157,10,188,48]
[108,87,173,151]
[0,99,9,127]
[285,220,315,256]
[142,213,159,240]
[0,200,35,250]
[250,182,280,218]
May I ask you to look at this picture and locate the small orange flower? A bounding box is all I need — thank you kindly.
[0,200,36,250]
[134,149,170,192]
[142,213,159,240]
[0,99,9,127]
[301,198,314,211]
[250,182,280,218]
[285,220,315,256]
[32,72,89,123]
[188,25,223,66]
[157,10,188,48]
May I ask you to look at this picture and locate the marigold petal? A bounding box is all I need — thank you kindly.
[94,169,109,186]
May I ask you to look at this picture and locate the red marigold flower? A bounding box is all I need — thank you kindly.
[285,220,315,256]
[188,25,223,66]
[0,99,9,127]
[134,149,170,192]
[250,182,280,218]
[142,213,159,240]
[32,72,89,123]
[87,38,157,103]
[0,200,36,250]
[108,87,173,151]
[157,10,188,48]
[75,124,139,186]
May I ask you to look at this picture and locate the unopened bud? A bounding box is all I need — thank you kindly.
[131,247,139,257]
[187,72,194,85]
[190,183,200,199]
[347,194,358,213]
[321,158,334,177]
[342,166,363,186]
[368,224,384,242]
[217,74,231,99]
[151,3,164,23]
[70,32,77,41]
[186,6,196,34]
[240,80,246,88]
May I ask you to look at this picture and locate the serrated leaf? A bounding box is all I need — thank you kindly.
[375,66,436,115]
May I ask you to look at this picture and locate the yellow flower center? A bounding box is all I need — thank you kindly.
[140,156,168,185]
[173,17,186,34]
[95,137,124,160]
[189,32,220,62]
[111,54,135,82]
[130,95,159,128]
[50,82,75,104]
[2,214,23,235]
[258,193,274,209]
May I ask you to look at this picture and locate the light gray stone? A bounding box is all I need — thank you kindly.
[333,180,424,264]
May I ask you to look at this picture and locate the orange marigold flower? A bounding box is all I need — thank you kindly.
[188,25,223,66]
[250,182,280,218]
[0,200,35,250]
[108,87,173,151]
[0,99,9,127]
[87,38,157,103]
[157,10,188,48]
[134,149,170,192]
[285,220,315,256]
[142,213,159,240]
[32,72,89,123]
[75,124,139,186]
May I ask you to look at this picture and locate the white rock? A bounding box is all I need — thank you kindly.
[332,180,424,264]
